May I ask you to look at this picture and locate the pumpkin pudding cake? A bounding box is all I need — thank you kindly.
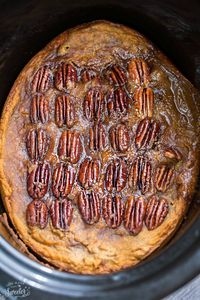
[0,21,199,274]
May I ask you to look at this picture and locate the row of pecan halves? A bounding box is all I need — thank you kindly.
[26,128,82,163]
[30,94,75,127]
[29,85,154,127]
[26,117,161,163]
[26,193,169,234]
[26,158,174,200]
[82,85,154,122]
[30,58,150,94]
[77,190,169,231]
[26,198,73,230]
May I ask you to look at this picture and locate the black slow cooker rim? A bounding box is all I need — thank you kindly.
[0,215,200,299]
[0,0,200,298]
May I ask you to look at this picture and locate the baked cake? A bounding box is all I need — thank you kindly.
[0,21,199,274]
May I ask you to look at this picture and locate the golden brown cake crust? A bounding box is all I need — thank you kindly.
[0,21,200,274]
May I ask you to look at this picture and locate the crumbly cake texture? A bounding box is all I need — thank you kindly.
[0,21,200,274]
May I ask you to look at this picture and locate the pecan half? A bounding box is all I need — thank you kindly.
[81,69,97,83]
[128,58,149,85]
[134,87,154,118]
[89,122,106,151]
[54,63,77,91]
[135,118,160,150]
[105,158,127,192]
[55,95,75,128]
[145,195,169,230]
[78,190,100,224]
[58,130,82,164]
[109,124,130,152]
[107,88,128,117]
[31,66,51,93]
[154,165,174,192]
[50,199,73,230]
[83,88,105,121]
[52,163,75,198]
[107,65,127,86]
[129,156,152,194]
[27,163,50,199]
[124,196,146,235]
[26,199,48,229]
[164,147,182,161]
[26,129,50,161]
[102,195,124,229]
[30,94,49,124]
[78,158,100,189]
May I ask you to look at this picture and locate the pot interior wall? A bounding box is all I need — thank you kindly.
[0,0,200,264]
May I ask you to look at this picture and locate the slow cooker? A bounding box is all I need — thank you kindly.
[0,0,200,299]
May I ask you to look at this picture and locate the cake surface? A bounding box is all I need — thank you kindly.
[0,21,200,274]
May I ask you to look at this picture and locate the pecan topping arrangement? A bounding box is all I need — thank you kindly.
[134,87,154,118]
[26,128,50,161]
[54,63,77,90]
[58,129,82,164]
[107,65,127,86]
[135,118,160,150]
[52,163,76,198]
[89,122,106,151]
[26,200,48,229]
[154,165,174,192]
[83,88,105,121]
[78,190,101,224]
[30,94,49,124]
[128,58,149,85]
[105,158,127,192]
[24,28,175,240]
[55,95,75,128]
[107,88,128,117]
[50,199,73,230]
[109,123,130,152]
[78,158,100,188]
[129,156,152,194]
[27,163,50,199]
[124,196,146,235]
[103,195,124,229]
[31,66,51,93]
[145,196,169,230]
